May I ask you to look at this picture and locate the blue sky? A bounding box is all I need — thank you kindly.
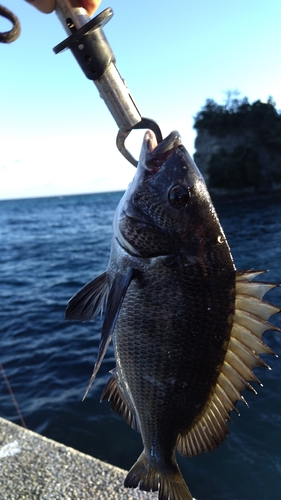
[1,0,281,199]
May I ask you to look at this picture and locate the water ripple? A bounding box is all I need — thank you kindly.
[1,192,281,500]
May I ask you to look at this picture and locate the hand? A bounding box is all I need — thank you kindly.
[25,1,101,16]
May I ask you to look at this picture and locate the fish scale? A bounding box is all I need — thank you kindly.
[114,259,234,449]
[65,130,280,500]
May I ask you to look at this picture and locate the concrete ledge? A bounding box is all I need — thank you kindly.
[0,417,158,499]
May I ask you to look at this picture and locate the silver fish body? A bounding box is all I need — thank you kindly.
[66,131,280,500]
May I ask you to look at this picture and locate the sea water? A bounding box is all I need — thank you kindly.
[1,191,281,500]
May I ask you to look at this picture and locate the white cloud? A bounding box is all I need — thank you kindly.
[0,133,134,199]
[0,120,197,200]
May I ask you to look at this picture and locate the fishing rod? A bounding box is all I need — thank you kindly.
[0,1,162,166]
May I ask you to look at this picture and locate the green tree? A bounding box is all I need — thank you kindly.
[208,147,264,190]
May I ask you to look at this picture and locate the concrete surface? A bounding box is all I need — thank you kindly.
[0,416,159,500]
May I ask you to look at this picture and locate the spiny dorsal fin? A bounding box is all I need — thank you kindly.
[101,369,140,432]
[177,270,280,457]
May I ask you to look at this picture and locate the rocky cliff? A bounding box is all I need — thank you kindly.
[193,97,281,192]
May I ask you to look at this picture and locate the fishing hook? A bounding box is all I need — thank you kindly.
[116,119,163,167]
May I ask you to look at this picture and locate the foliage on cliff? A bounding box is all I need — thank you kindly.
[194,94,281,190]
[208,147,264,190]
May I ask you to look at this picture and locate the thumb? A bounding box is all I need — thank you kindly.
[24,1,55,14]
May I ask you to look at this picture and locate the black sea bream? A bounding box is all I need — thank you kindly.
[66,131,280,500]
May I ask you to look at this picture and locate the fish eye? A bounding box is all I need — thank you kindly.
[168,185,190,208]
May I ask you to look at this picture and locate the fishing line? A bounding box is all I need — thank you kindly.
[0,362,27,429]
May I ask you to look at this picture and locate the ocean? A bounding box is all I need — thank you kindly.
[1,191,281,500]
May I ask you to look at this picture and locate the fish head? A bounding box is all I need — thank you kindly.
[114,130,224,259]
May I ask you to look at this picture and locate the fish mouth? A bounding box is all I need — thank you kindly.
[144,130,182,172]
[114,130,184,256]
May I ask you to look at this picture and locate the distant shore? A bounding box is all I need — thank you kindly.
[209,184,281,204]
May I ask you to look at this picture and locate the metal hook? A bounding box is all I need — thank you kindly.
[117,118,163,167]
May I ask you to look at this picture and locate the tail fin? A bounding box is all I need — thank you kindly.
[124,451,193,500]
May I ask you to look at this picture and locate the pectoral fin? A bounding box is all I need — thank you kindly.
[65,271,110,321]
[83,267,137,399]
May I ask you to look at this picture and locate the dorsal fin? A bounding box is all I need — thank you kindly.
[177,270,280,457]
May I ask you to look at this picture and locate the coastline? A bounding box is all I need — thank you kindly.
[209,185,281,204]
[0,417,159,499]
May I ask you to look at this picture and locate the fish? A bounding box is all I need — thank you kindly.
[65,130,280,500]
